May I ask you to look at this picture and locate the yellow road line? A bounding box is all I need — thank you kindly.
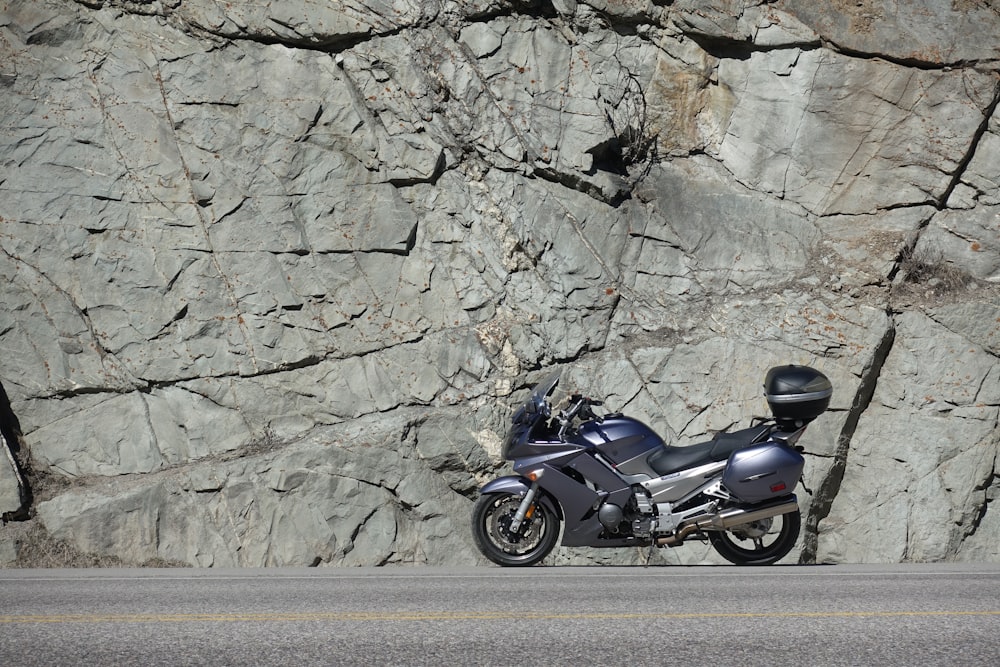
[1,610,999,624]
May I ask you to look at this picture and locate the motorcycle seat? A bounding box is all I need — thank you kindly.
[646,424,772,476]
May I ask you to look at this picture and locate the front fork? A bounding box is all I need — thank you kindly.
[507,481,539,533]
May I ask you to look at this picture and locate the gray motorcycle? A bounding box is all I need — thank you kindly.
[472,365,832,566]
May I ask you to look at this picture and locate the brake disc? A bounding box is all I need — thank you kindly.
[491,497,540,550]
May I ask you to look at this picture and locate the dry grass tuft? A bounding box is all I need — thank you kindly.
[5,521,187,568]
[892,245,977,305]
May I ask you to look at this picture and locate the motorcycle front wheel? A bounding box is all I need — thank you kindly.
[708,508,801,565]
[471,492,560,566]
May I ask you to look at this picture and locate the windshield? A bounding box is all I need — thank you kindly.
[511,370,560,425]
[528,371,560,412]
[503,371,561,457]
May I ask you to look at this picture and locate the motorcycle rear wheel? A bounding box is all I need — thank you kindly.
[472,492,560,567]
[708,508,801,565]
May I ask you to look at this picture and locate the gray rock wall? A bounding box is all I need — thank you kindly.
[1,0,997,566]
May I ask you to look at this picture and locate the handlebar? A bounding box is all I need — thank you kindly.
[556,394,603,438]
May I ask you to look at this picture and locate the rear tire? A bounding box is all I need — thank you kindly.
[709,507,801,565]
[471,492,560,567]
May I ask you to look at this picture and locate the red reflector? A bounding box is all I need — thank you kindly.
[770,482,787,493]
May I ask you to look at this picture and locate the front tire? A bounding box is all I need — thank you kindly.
[472,492,560,566]
[708,508,801,565]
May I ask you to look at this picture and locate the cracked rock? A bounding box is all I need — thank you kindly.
[2,0,999,566]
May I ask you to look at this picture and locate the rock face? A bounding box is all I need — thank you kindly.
[1,0,997,566]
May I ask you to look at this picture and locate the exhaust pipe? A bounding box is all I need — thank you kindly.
[656,497,799,547]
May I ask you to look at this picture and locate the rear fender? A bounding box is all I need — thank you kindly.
[478,475,562,519]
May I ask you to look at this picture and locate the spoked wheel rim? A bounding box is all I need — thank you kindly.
[709,508,801,565]
[472,492,560,566]
[486,495,545,554]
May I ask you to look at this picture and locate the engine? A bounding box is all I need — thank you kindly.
[629,488,656,539]
[597,488,656,538]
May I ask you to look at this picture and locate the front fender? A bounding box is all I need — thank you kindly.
[478,475,562,520]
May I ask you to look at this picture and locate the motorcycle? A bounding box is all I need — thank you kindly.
[471,365,832,566]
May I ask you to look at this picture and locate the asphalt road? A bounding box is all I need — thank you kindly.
[1,564,998,666]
